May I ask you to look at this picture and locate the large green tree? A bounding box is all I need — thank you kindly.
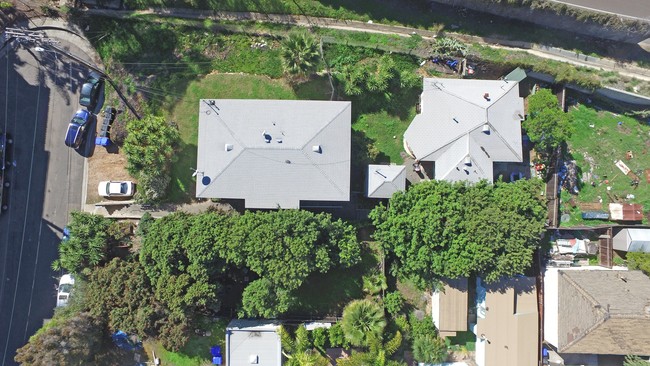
[15,312,104,366]
[370,179,546,287]
[84,258,156,337]
[53,211,113,274]
[139,210,361,320]
[524,89,573,159]
[123,115,180,201]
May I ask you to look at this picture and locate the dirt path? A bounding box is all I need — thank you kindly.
[85,7,650,82]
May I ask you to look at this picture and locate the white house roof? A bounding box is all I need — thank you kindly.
[367,164,406,198]
[196,100,351,209]
[403,78,524,183]
[226,320,282,366]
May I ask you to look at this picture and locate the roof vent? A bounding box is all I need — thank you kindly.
[483,93,491,101]
[249,354,259,364]
[482,123,490,134]
[462,166,470,174]
[285,160,291,164]
[225,144,233,152]
[452,117,459,123]
[276,138,283,143]
[375,170,387,179]
[464,156,471,166]
[263,131,272,143]
[312,145,322,153]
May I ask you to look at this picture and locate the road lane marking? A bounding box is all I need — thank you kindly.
[1,59,42,366]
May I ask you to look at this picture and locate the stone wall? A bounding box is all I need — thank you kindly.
[428,0,650,44]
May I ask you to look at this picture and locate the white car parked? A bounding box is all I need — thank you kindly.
[56,274,75,307]
[98,180,135,198]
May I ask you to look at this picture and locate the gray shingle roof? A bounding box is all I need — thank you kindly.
[403,78,524,183]
[196,100,351,209]
[367,164,406,198]
[557,270,650,355]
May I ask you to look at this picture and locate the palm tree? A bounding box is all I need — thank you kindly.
[412,335,447,364]
[280,31,321,75]
[341,300,386,347]
[279,325,329,366]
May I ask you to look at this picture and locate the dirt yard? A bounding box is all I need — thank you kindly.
[86,143,134,204]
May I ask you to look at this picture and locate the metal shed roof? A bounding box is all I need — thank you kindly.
[367,164,406,198]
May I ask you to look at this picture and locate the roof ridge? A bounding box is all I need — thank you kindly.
[300,102,350,150]
[471,121,523,161]
[557,271,609,352]
[485,80,517,107]
[196,108,248,197]
[427,80,492,111]
[301,149,346,196]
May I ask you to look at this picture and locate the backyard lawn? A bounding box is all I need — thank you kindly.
[165,72,413,202]
[560,105,650,226]
[146,318,228,366]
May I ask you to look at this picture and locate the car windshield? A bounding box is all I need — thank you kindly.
[120,183,127,193]
[59,284,73,293]
[72,116,86,125]
[105,183,111,196]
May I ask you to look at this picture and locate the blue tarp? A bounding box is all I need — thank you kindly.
[112,330,142,351]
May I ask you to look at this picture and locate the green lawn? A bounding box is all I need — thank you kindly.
[560,105,650,226]
[166,73,299,202]
[148,318,228,366]
[353,110,414,164]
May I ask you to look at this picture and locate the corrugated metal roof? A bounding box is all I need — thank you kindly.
[196,100,351,209]
[403,78,524,182]
[367,164,406,198]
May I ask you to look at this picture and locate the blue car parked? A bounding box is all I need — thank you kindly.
[65,109,92,149]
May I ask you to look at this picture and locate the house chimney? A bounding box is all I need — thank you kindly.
[312,145,322,153]
[483,93,490,101]
[224,144,233,152]
[464,156,471,166]
[482,123,490,134]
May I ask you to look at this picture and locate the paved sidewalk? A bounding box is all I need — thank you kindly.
[84,199,232,219]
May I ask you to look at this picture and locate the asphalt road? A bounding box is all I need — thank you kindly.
[0,40,91,365]
[550,0,650,21]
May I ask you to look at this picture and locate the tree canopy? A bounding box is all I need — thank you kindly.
[370,179,546,287]
[123,115,180,201]
[83,258,156,337]
[15,312,104,366]
[139,210,360,319]
[523,88,573,160]
[53,211,113,274]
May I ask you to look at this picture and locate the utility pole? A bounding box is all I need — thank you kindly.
[3,27,141,119]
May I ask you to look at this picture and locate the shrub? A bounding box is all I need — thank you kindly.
[341,300,386,347]
[312,327,328,351]
[383,291,405,316]
[627,252,650,275]
[328,323,347,348]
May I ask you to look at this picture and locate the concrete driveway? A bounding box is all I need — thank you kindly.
[0,30,93,365]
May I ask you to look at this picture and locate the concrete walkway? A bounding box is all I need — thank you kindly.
[84,200,233,219]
